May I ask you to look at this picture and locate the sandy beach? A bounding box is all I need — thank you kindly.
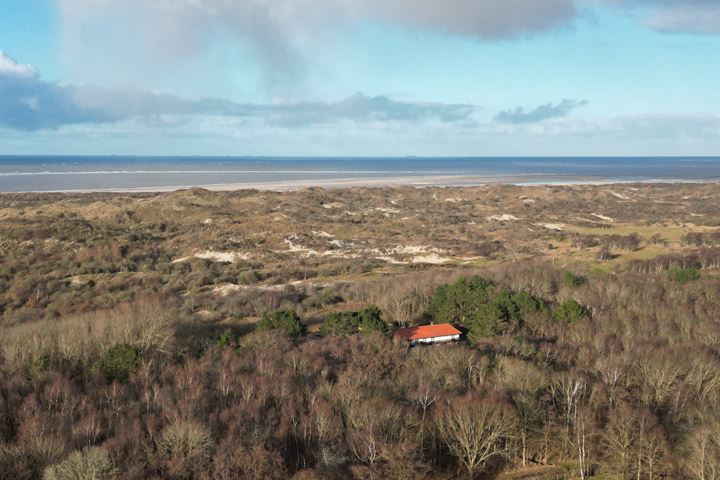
[14,174,715,193]
[45,174,522,192]
[3,157,718,193]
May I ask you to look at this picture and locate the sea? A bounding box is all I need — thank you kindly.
[1,156,719,192]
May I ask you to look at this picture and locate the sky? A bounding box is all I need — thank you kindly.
[0,0,719,156]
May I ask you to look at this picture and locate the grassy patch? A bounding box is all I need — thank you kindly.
[563,223,716,243]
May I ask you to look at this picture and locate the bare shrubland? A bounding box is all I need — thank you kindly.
[1,184,719,479]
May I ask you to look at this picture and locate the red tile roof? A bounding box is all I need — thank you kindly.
[394,323,462,341]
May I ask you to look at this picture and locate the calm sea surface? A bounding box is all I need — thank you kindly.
[1,156,719,192]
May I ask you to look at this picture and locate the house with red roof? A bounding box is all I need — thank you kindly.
[394,323,462,346]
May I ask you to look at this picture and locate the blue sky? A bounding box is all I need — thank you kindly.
[0,0,719,156]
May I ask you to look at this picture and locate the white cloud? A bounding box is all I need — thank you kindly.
[52,0,717,97]
[54,0,580,89]
[0,54,479,130]
[494,99,588,124]
[57,0,578,41]
[4,110,717,156]
[0,51,37,79]
[598,0,720,34]
[646,5,720,35]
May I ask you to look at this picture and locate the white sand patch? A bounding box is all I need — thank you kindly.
[412,254,454,264]
[323,202,345,209]
[604,190,631,200]
[322,251,360,258]
[212,284,244,296]
[389,245,444,255]
[173,250,252,264]
[374,207,401,217]
[488,214,519,221]
[196,251,252,263]
[212,283,294,296]
[328,239,352,248]
[537,223,564,231]
[195,251,235,263]
[367,244,449,263]
[278,237,322,257]
[591,213,615,222]
[279,236,363,259]
[283,237,308,252]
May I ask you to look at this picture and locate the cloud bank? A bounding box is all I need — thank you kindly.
[52,0,717,96]
[2,49,716,156]
[56,0,718,46]
[494,99,589,124]
[55,0,579,88]
[57,0,579,43]
[0,52,477,131]
[601,0,720,35]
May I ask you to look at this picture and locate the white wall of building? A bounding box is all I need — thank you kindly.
[410,334,460,346]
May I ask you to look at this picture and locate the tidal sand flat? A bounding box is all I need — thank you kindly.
[2,156,719,192]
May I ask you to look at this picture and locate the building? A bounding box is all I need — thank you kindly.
[394,323,462,346]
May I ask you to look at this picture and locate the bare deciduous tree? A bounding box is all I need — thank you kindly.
[435,393,515,479]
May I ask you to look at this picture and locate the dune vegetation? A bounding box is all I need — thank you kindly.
[1,183,719,479]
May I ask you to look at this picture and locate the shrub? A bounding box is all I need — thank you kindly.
[156,420,214,460]
[217,329,234,348]
[99,343,141,382]
[320,305,389,336]
[562,271,585,287]
[320,311,358,336]
[467,302,509,341]
[357,305,389,334]
[552,300,587,324]
[4,436,67,480]
[427,278,551,341]
[256,309,307,339]
[43,447,116,480]
[596,247,614,262]
[426,276,495,324]
[492,290,521,322]
[667,266,700,284]
[26,351,50,379]
[155,420,214,478]
[510,291,548,318]
[302,289,343,308]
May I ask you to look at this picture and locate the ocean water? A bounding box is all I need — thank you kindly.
[0,156,719,192]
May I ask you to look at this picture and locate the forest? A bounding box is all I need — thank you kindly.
[1,184,719,479]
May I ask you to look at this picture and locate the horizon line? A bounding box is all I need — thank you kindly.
[2,154,719,159]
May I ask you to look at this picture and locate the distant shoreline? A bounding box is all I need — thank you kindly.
[3,156,719,193]
[5,175,720,193]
